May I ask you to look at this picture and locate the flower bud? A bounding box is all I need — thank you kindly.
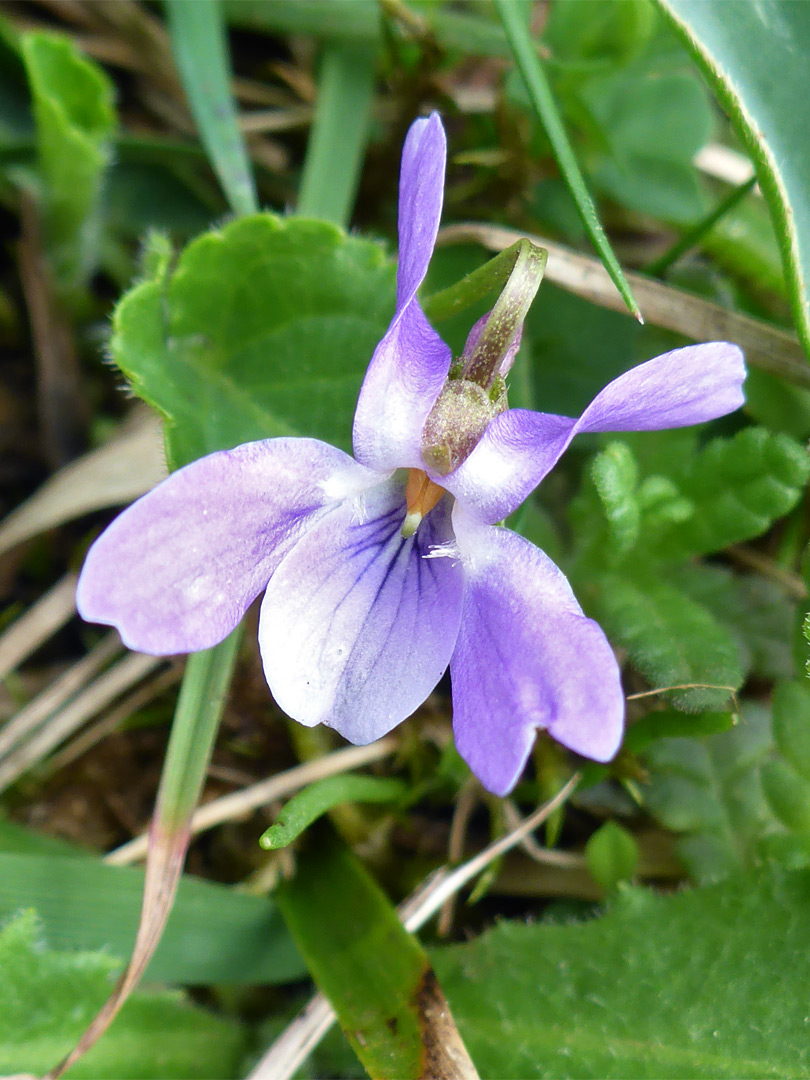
[421,378,507,475]
[420,240,546,476]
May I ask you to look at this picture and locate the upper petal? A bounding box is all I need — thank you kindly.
[258,478,463,744]
[395,112,448,308]
[450,511,624,796]
[77,438,377,654]
[440,341,746,523]
[352,114,452,472]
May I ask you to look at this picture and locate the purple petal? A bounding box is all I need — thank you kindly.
[437,409,576,526]
[450,512,624,795]
[352,114,452,472]
[352,302,452,472]
[578,341,746,433]
[440,341,746,523]
[395,113,448,308]
[77,438,377,654]
[258,478,463,744]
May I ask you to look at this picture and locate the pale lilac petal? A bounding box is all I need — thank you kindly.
[77,439,378,654]
[352,302,452,471]
[352,114,452,472]
[258,479,463,744]
[440,341,746,523]
[577,342,746,433]
[450,512,624,795]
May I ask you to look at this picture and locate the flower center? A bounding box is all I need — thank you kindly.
[401,469,446,538]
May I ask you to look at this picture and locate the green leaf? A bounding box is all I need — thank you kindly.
[591,573,744,711]
[591,441,640,557]
[166,0,257,216]
[433,869,810,1078]
[646,428,810,562]
[672,563,798,682]
[111,214,395,468]
[585,821,639,892]
[225,0,510,56]
[20,32,115,288]
[277,828,471,1080]
[761,760,810,836]
[0,911,245,1079]
[625,709,735,755]
[585,65,712,224]
[544,0,657,64]
[643,703,777,881]
[773,680,810,781]
[259,775,406,850]
[659,0,810,357]
[0,851,303,986]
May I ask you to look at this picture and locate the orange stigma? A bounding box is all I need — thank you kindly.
[402,469,445,537]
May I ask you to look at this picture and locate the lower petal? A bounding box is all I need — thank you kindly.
[258,479,464,743]
[450,512,624,795]
[77,438,376,654]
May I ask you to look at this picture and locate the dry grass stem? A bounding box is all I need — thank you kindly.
[0,573,78,680]
[0,649,161,793]
[437,778,479,936]
[44,664,182,775]
[437,223,810,387]
[694,144,758,190]
[249,776,579,1080]
[18,193,87,466]
[0,632,121,761]
[0,411,164,557]
[105,737,399,866]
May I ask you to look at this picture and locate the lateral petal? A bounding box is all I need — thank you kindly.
[441,341,746,523]
[77,438,376,654]
[450,512,624,796]
[258,479,463,744]
[352,114,452,472]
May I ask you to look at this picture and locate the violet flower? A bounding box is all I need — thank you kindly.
[77,114,745,796]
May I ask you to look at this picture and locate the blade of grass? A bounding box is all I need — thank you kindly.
[646,175,758,276]
[297,40,376,226]
[166,0,258,216]
[0,851,303,986]
[46,628,241,1079]
[494,0,642,323]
